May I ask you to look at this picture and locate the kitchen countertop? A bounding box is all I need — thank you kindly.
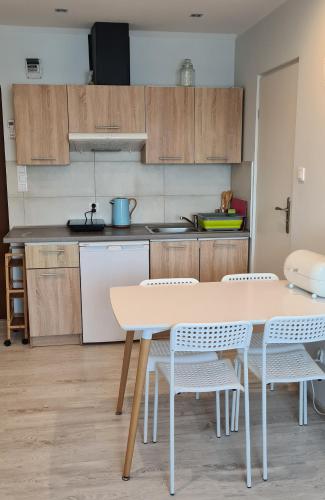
[3,224,250,244]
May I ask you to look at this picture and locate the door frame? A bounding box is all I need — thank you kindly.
[0,86,9,319]
[249,58,299,272]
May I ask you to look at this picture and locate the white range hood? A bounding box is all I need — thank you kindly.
[69,132,148,153]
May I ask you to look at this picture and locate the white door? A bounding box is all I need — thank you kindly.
[253,61,298,277]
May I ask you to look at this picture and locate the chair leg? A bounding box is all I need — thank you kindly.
[299,382,303,426]
[225,390,230,436]
[170,390,175,496]
[262,381,268,481]
[153,369,159,443]
[235,362,242,432]
[244,386,252,488]
[143,370,150,444]
[303,381,308,426]
[231,358,240,432]
[216,391,221,438]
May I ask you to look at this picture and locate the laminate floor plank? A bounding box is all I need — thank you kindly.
[1,336,325,499]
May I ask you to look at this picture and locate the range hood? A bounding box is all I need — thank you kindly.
[69,133,148,153]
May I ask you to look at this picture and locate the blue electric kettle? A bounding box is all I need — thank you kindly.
[110,197,137,228]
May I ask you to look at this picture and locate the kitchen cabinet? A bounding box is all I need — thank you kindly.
[144,86,195,164]
[13,84,69,165]
[199,239,248,282]
[195,88,243,164]
[150,240,199,279]
[26,243,82,346]
[67,85,145,133]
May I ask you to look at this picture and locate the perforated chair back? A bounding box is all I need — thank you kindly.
[170,322,252,353]
[264,315,325,345]
[222,273,279,282]
[140,278,198,287]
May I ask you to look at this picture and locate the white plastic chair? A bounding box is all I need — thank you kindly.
[140,278,218,444]
[221,272,306,431]
[154,321,253,495]
[246,315,325,481]
[222,273,279,282]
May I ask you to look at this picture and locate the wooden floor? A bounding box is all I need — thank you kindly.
[1,332,325,499]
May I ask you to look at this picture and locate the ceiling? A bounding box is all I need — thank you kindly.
[0,0,287,34]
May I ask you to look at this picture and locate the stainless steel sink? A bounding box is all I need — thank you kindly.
[145,225,198,234]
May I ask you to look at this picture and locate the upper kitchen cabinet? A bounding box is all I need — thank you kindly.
[195,88,243,164]
[144,86,195,164]
[67,85,145,133]
[13,84,69,166]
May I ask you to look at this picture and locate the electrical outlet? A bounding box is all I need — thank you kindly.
[89,202,98,213]
[17,165,28,192]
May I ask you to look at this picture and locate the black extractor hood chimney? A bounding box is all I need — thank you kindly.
[90,22,130,85]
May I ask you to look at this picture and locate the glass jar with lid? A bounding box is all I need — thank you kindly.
[179,59,195,87]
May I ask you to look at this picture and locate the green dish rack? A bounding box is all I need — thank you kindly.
[198,213,244,231]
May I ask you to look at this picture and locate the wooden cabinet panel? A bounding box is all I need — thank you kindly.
[195,88,243,164]
[144,86,194,164]
[25,244,79,270]
[67,85,145,133]
[13,84,69,165]
[27,268,82,337]
[150,240,199,279]
[199,239,248,282]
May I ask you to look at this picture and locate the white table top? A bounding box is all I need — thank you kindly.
[110,280,325,332]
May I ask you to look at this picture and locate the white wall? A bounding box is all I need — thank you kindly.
[235,0,325,406]
[235,0,325,253]
[130,31,235,86]
[0,25,235,227]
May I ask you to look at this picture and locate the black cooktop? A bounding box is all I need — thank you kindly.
[67,219,105,232]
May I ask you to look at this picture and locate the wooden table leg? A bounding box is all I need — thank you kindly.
[116,331,135,415]
[122,337,151,480]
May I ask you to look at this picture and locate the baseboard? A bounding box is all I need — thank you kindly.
[30,334,81,347]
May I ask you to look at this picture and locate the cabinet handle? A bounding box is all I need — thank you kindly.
[166,245,186,250]
[39,273,59,277]
[213,243,237,247]
[40,250,65,254]
[95,125,120,130]
[31,156,56,161]
[206,156,228,161]
[159,156,183,161]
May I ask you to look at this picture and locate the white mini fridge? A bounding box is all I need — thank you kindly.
[80,241,149,343]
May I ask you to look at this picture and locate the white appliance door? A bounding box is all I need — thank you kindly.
[80,241,149,343]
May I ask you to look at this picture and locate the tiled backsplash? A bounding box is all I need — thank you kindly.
[6,151,231,227]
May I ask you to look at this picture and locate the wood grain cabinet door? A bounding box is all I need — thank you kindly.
[195,88,243,164]
[27,268,82,337]
[67,85,145,133]
[13,84,69,165]
[150,240,199,279]
[199,239,248,282]
[144,86,195,164]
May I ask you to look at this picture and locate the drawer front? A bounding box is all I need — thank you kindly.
[150,240,199,279]
[27,268,82,337]
[25,243,79,269]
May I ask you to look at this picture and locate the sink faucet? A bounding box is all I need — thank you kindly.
[180,215,199,229]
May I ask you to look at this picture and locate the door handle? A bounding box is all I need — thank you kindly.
[275,197,291,234]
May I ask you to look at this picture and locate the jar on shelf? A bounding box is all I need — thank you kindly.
[179,59,195,87]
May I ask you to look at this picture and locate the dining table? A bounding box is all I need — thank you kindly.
[110,279,325,480]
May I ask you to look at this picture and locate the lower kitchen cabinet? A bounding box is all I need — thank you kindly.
[150,240,199,280]
[199,239,248,282]
[27,267,82,346]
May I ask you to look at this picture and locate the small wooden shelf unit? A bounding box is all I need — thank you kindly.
[5,253,29,346]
